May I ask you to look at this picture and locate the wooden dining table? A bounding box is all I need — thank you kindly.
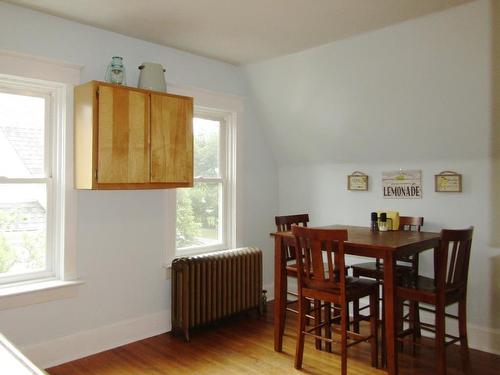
[272,225,441,375]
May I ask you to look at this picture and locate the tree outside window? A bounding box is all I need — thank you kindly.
[176,117,224,250]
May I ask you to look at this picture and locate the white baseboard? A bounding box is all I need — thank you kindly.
[22,310,171,370]
[265,283,500,356]
[466,324,500,356]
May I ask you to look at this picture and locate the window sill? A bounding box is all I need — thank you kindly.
[0,279,84,311]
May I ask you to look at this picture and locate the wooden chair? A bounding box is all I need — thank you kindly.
[396,227,474,375]
[275,214,321,347]
[351,216,424,361]
[292,226,379,375]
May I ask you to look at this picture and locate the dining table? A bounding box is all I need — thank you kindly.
[272,225,441,375]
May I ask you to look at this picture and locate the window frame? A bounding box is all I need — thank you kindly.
[0,76,65,286]
[175,107,235,257]
[0,51,81,310]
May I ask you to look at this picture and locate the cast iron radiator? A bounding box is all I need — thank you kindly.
[171,247,263,341]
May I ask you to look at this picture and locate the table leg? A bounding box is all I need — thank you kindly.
[384,252,398,375]
[274,235,286,352]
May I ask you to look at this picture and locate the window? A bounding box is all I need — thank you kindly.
[0,52,80,308]
[175,109,234,255]
[0,76,65,286]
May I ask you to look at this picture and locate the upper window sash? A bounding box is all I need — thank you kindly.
[0,86,53,180]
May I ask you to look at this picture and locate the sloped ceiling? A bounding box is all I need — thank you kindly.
[5,0,472,65]
[244,1,489,166]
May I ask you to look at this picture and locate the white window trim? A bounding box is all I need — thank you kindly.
[176,108,232,256]
[0,50,82,310]
[164,83,242,270]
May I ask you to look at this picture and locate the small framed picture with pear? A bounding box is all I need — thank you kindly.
[347,171,369,191]
[435,171,462,192]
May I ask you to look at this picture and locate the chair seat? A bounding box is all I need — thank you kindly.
[286,262,350,278]
[400,275,435,291]
[351,261,413,279]
[346,277,380,298]
[397,275,465,305]
[303,277,378,303]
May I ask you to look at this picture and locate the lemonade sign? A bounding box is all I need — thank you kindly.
[382,170,422,199]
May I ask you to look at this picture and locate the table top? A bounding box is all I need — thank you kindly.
[273,225,440,255]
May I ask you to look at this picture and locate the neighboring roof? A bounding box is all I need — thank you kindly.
[0,126,44,176]
[0,201,46,232]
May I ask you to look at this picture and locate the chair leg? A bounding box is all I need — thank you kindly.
[352,269,360,333]
[346,302,350,331]
[314,299,322,350]
[410,301,420,355]
[381,286,386,367]
[294,296,307,369]
[458,298,470,367]
[353,299,360,333]
[341,299,348,375]
[369,293,379,368]
[279,276,288,341]
[435,302,447,375]
[411,301,422,338]
[325,302,332,352]
[396,298,404,352]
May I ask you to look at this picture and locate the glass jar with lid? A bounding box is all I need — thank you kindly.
[105,56,126,85]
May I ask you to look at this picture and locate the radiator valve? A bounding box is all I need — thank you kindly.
[261,290,268,314]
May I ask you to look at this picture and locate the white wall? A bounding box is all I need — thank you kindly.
[0,1,277,366]
[245,0,500,353]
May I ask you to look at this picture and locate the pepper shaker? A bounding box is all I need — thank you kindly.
[370,212,378,231]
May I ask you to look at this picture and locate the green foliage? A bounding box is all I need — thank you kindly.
[0,206,46,274]
[188,183,219,230]
[0,211,16,273]
[176,126,221,248]
[0,235,15,273]
[176,188,201,248]
[194,131,219,177]
[21,231,45,270]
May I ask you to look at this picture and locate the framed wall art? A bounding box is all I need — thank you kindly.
[382,169,422,199]
[435,171,462,192]
[347,171,369,191]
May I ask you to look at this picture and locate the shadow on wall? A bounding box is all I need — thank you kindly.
[491,0,500,247]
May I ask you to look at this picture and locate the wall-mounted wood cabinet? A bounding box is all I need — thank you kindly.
[74,81,193,189]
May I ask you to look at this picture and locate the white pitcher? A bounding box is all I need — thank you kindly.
[138,62,166,92]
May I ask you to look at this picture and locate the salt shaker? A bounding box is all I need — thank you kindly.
[379,212,388,231]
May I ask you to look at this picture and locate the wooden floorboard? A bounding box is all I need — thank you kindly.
[47,303,500,374]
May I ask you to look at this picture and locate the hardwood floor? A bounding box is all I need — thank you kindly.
[48,303,500,375]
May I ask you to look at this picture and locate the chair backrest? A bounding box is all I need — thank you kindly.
[275,214,309,232]
[275,214,309,261]
[398,216,424,232]
[292,226,348,295]
[435,227,474,292]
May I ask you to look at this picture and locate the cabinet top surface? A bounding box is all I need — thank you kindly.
[78,80,193,101]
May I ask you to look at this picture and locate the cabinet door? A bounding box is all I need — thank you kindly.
[150,94,193,184]
[97,85,150,184]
